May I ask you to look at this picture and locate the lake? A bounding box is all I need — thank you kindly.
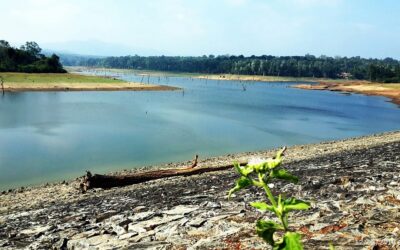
[1,71,400,190]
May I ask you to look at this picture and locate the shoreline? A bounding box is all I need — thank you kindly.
[65,67,400,104]
[294,81,400,106]
[2,84,179,92]
[66,66,342,83]
[1,130,399,194]
[194,74,319,82]
[0,72,180,92]
[1,131,399,249]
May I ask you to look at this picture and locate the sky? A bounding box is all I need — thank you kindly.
[1,0,400,58]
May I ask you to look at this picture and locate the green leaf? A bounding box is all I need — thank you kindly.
[270,169,299,183]
[228,176,252,198]
[250,201,274,212]
[234,162,253,177]
[266,158,282,169]
[256,220,284,246]
[274,232,303,250]
[283,198,310,212]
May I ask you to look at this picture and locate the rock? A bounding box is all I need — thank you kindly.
[54,238,68,250]
[118,232,138,240]
[112,225,127,235]
[200,201,221,209]
[133,205,147,213]
[129,211,156,222]
[128,224,147,234]
[124,241,171,250]
[188,218,207,227]
[162,205,199,215]
[355,197,374,205]
[130,215,185,232]
[95,211,119,222]
[20,225,51,236]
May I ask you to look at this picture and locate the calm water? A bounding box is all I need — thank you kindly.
[1,72,400,190]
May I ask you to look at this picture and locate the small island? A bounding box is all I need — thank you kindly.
[0,41,178,92]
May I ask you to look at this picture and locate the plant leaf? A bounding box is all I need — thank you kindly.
[266,158,282,169]
[228,176,252,198]
[250,201,274,212]
[234,162,254,177]
[256,220,284,246]
[270,169,299,183]
[283,198,310,212]
[274,232,303,250]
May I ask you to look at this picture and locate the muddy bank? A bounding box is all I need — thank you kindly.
[0,131,399,249]
[294,82,400,106]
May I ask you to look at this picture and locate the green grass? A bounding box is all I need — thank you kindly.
[0,72,125,85]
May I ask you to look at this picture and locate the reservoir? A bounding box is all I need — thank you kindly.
[1,72,399,190]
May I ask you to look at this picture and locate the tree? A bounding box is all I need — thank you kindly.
[0,40,65,73]
[0,40,10,48]
[20,41,42,57]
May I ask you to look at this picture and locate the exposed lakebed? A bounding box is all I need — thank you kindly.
[0,71,400,190]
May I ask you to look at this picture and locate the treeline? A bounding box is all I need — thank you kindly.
[64,54,400,82]
[0,40,65,73]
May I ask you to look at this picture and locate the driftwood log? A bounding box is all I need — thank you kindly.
[80,161,245,193]
[79,148,286,193]
[79,155,248,192]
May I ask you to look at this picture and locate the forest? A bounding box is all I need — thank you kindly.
[63,54,400,83]
[0,40,65,73]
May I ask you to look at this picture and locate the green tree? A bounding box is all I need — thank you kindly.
[20,41,42,57]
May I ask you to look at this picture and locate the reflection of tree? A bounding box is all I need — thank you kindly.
[0,76,4,95]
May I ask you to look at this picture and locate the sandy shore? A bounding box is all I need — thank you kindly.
[0,72,180,92]
[194,74,315,82]
[294,81,400,106]
[1,131,399,249]
[2,84,179,92]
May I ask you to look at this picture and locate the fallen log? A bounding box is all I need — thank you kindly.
[79,148,286,192]
[80,161,245,193]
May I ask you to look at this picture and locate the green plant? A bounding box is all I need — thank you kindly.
[228,147,310,250]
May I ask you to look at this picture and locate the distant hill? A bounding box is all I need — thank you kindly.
[0,40,65,73]
[42,51,104,67]
[42,40,163,57]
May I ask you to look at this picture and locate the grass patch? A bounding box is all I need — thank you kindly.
[0,72,177,91]
[0,72,125,85]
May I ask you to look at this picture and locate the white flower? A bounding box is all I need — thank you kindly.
[247,157,268,167]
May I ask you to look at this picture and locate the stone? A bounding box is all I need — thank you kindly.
[129,211,156,222]
[118,232,138,240]
[20,225,51,236]
[188,218,207,228]
[200,201,221,209]
[133,205,147,213]
[162,205,199,215]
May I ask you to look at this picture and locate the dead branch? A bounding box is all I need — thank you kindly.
[79,161,244,192]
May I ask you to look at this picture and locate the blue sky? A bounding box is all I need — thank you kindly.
[1,0,399,58]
